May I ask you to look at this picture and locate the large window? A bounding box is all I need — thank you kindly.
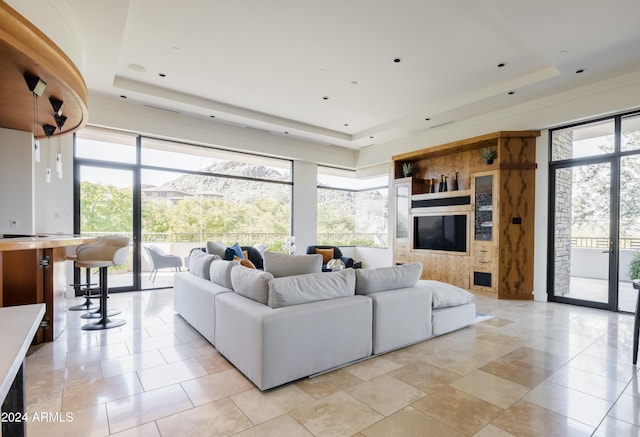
[317,166,388,247]
[75,128,292,290]
[140,137,292,256]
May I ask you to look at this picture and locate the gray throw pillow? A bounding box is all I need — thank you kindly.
[268,269,356,308]
[230,265,274,304]
[263,251,322,278]
[209,259,239,289]
[206,241,227,259]
[355,262,422,295]
[189,250,220,280]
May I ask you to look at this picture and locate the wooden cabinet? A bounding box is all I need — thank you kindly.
[391,131,539,299]
[470,171,498,293]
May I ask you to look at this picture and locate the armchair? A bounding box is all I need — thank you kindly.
[145,246,183,282]
[306,245,354,272]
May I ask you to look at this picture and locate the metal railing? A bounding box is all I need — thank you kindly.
[571,237,640,249]
[82,231,388,248]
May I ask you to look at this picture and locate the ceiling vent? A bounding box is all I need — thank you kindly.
[245,126,271,134]
[144,104,179,114]
[430,120,454,129]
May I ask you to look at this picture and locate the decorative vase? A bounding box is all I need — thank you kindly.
[452,172,459,191]
[430,178,436,193]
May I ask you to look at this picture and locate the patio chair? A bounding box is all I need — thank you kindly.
[145,245,183,282]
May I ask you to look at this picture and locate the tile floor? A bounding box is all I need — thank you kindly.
[24,290,640,436]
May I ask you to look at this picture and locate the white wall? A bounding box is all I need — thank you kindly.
[292,161,317,255]
[89,93,358,170]
[0,128,35,235]
[33,135,74,234]
[533,132,549,301]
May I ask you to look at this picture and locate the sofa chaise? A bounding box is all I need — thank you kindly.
[174,249,476,390]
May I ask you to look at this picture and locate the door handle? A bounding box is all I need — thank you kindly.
[601,250,613,254]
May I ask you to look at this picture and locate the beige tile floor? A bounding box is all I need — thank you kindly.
[24,290,640,436]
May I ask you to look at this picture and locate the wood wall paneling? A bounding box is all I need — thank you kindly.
[392,131,540,299]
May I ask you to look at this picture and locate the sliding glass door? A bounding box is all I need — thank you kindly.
[76,164,136,291]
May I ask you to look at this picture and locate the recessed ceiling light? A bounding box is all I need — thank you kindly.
[209,115,215,118]
[351,81,358,85]
[497,62,506,68]
[171,46,180,51]
[425,118,431,121]
[284,131,289,134]
[369,136,374,139]
[323,96,329,100]
[576,69,585,74]
[393,58,401,63]
[120,95,127,99]
[344,123,349,127]
[128,64,146,72]
[507,91,515,95]
[158,73,166,77]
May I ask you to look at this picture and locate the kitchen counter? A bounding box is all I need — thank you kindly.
[0,235,95,342]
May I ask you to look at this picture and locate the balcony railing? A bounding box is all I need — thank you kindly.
[81,231,388,249]
[571,237,640,249]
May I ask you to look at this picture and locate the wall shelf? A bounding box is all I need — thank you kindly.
[412,190,471,201]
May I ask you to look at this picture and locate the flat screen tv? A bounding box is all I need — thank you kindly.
[413,214,467,252]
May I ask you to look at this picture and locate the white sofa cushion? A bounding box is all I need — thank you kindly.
[206,241,227,258]
[189,250,220,280]
[263,251,322,278]
[231,265,274,304]
[268,269,355,308]
[355,262,422,295]
[417,280,476,308]
[209,259,239,288]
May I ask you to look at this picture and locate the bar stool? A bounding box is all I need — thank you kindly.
[67,237,107,312]
[76,235,129,330]
[632,280,640,365]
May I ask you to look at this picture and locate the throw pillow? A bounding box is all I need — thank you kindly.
[355,262,422,295]
[315,248,334,264]
[209,259,240,289]
[417,280,476,308]
[189,250,220,280]
[223,242,244,261]
[267,269,355,308]
[263,251,322,278]
[234,255,256,269]
[206,241,227,258]
[230,265,274,304]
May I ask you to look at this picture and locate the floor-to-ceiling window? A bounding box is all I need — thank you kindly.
[317,166,388,248]
[75,128,292,290]
[549,110,640,312]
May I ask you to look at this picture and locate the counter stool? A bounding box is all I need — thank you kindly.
[67,267,99,311]
[76,236,129,330]
[632,280,640,365]
[66,237,108,311]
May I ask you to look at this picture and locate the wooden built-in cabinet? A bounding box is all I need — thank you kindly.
[392,131,539,299]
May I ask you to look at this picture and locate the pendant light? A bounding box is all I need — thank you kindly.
[24,74,47,162]
[42,124,56,183]
[54,113,67,179]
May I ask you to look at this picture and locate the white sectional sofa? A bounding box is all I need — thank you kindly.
[174,250,476,390]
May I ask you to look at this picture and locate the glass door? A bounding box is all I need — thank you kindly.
[77,164,136,291]
[551,162,614,308]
